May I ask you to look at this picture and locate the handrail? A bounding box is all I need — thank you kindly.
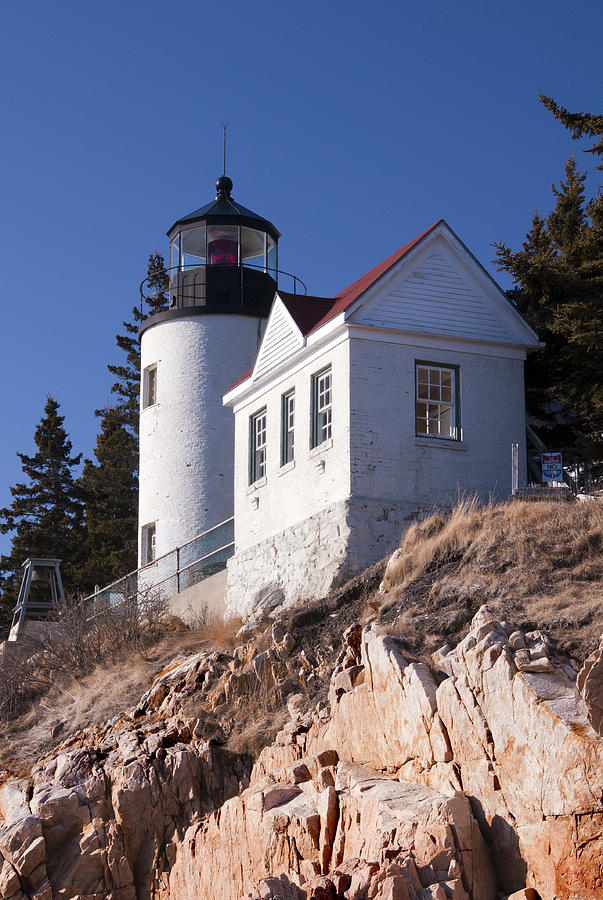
[81,517,234,607]
[84,541,234,622]
[176,541,235,576]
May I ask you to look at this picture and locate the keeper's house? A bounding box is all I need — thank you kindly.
[223,220,540,616]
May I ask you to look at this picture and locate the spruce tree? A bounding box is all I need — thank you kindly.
[76,407,138,594]
[102,252,169,434]
[495,141,603,460]
[539,93,603,170]
[76,253,169,593]
[0,397,84,634]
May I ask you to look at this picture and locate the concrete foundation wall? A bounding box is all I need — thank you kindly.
[166,569,227,625]
[225,497,419,620]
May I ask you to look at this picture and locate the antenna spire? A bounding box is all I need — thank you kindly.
[216,123,233,199]
[221,121,229,176]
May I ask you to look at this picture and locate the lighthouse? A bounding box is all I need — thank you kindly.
[138,175,281,566]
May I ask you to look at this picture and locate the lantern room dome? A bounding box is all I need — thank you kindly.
[167,176,281,242]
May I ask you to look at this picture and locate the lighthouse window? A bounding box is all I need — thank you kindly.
[241,227,265,269]
[181,225,206,269]
[281,390,295,465]
[311,367,332,448]
[170,235,181,273]
[250,409,267,484]
[142,523,156,566]
[143,365,157,408]
[266,235,277,278]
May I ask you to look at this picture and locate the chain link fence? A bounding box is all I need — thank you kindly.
[83,518,234,619]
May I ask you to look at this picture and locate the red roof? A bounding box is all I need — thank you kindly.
[305,220,442,335]
[225,221,442,393]
[278,292,335,336]
[224,366,253,394]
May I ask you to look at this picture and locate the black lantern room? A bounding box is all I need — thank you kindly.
[165,175,280,317]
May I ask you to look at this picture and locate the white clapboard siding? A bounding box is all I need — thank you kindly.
[253,300,303,379]
[357,250,514,343]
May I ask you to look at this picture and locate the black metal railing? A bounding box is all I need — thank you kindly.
[139,263,307,315]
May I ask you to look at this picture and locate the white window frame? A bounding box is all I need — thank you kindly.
[250,408,267,484]
[143,364,158,409]
[281,390,295,466]
[311,367,332,448]
[415,363,459,440]
[141,522,157,565]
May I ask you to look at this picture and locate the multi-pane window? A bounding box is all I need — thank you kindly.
[250,409,267,483]
[143,364,157,408]
[281,390,295,465]
[312,367,332,448]
[142,522,156,565]
[415,364,458,439]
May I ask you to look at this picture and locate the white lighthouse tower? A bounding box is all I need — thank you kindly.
[138,174,281,566]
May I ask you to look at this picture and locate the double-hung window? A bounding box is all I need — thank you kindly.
[415,363,459,439]
[250,409,267,484]
[143,364,157,408]
[311,367,332,448]
[281,390,295,465]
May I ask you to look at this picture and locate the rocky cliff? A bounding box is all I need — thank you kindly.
[0,590,601,900]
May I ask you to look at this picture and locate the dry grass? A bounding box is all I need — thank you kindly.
[228,704,289,759]
[378,498,603,661]
[0,657,155,769]
[0,611,211,770]
[194,615,244,652]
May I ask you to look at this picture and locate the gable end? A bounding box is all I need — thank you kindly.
[252,296,305,380]
[349,231,538,347]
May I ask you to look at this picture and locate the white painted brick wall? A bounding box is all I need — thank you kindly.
[232,339,351,553]
[139,314,263,564]
[348,336,527,506]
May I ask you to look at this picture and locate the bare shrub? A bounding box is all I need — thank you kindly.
[0,587,168,729]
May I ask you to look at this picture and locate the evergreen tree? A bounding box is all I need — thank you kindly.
[102,252,169,434]
[495,143,603,459]
[76,407,138,594]
[76,253,169,593]
[539,93,603,170]
[0,397,84,634]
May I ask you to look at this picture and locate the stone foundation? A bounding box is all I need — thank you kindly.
[225,498,424,620]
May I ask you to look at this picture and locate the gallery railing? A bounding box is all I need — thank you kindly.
[139,263,307,314]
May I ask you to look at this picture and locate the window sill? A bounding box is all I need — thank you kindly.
[278,460,295,476]
[247,476,267,494]
[309,437,333,458]
[415,437,466,451]
[142,403,159,411]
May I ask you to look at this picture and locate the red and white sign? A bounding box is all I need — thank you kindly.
[542,452,563,483]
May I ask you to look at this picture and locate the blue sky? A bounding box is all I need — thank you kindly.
[0,0,601,555]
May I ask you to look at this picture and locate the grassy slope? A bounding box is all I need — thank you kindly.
[377,498,603,661]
